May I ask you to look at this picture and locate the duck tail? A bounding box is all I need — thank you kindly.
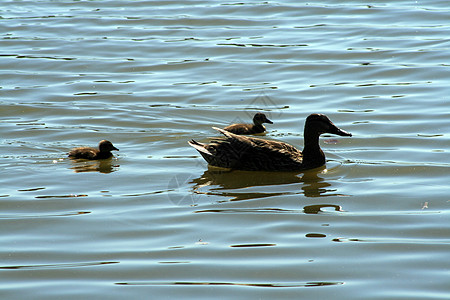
[212,126,234,138]
[188,139,212,156]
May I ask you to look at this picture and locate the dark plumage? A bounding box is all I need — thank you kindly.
[68,140,119,160]
[189,114,351,172]
[223,112,273,135]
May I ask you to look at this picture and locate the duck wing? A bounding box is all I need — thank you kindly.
[210,127,303,171]
[249,136,300,153]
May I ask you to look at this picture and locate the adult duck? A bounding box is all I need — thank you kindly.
[223,112,273,135]
[188,114,351,171]
[68,140,119,160]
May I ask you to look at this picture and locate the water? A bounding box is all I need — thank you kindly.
[1,1,449,299]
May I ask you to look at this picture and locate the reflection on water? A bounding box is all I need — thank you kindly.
[299,168,351,198]
[194,204,346,215]
[189,169,303,202]
[69,158,119,174]
[229,243,276,248]
[167,165,351,206]
[194,207,299,214]
[178,166,350,204]
[115,280,344,288]
[0,261,117,270]
[303,204,343,214]
[191,168,306,189]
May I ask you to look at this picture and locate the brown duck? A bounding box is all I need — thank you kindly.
[223,112,273,135]
[68,140,119,160]
[189,114,351,171]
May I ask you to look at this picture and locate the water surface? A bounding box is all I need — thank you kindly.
[1,1,449,299]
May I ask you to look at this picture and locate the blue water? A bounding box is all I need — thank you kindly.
[1,1,449,299]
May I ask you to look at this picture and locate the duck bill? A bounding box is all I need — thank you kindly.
[265,118,273,124]
[113,147,119,151]
[330,125,352,137]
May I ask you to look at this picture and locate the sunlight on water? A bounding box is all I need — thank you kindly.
[1,1,449,299]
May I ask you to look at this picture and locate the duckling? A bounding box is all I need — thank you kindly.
[223,112,273,135]
[189,114,351,172]
[68,140,119,160]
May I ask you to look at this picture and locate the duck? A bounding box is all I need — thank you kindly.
[223,112,273,135]
[68,140,119,160]
[188,114,351,172]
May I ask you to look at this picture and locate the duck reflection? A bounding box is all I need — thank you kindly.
[303,204,343,214]
[300,169,344,198]
[191,167,310,189]
[69,158,119,174]
[189,165,344,201]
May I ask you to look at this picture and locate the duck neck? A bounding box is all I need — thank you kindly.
[302,130,325,168]
[96,151,112,159]
[253,124,265,131]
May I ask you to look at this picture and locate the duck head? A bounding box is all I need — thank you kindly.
[253,112,273,126]
[98,140,119,152]
[305,114,352,137]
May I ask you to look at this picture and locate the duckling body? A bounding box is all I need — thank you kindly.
[68,140,119,160]
[223,112,273,135]
[189,114,351,172]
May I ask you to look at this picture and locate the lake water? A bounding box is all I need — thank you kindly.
[1,1,449,299]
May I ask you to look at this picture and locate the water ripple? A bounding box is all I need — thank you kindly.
[0,261,118,270]
[116,280,344,288]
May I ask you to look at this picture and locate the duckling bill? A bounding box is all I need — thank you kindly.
[189,114,351,172]
[68,140,119,160]
[223,112,273,135]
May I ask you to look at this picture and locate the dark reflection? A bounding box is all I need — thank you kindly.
[188,166,345,201]
[116,281,344,288]
[69,158,119,174]
[332,238,363,243]
[194,208,297,214]
[305,233,327,238]
[187,169,303,202]
[300,169,350,198]
[191,168,310,189]
[0,261,118,270]
[168,165,352,206]
[230,243,276,248]
[18,187,46,192]
[35,195,88,199]
[0,210,91,219]
[303,204,343,214]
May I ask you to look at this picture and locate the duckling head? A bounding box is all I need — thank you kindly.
[253,112,273,126]
[98,140,119,152]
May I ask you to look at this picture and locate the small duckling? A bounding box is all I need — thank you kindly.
[68,140,119,160]
[223,112,273,135]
